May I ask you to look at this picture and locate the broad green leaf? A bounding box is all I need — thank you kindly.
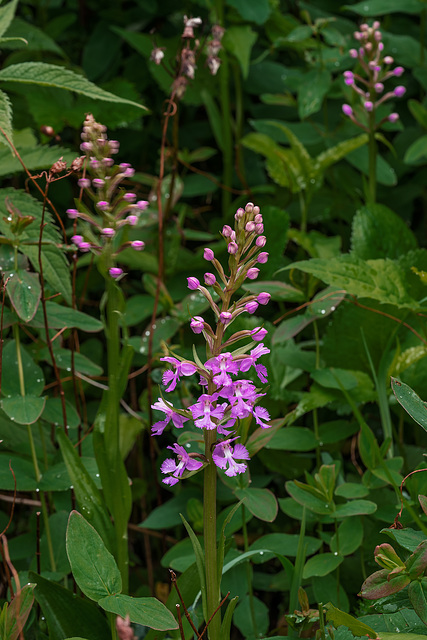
[330,518,364,556]
[57,430,114,552]
[24,244,72,305]
[1,339,44,397]
[346,145,397,186]
[234,488,278,522]
[303,553,343,578]
[0,452,37,490]
[98,594,178,631]
[1,395,45,424]
[5,583,34,640]
[298,69,331,120]
[286,480,333,515]
[249,532,322,562]
[139,488,200,530]
[66,511,122,601]
[30,301,103,332]
[324,603,378,638]
[39,347,103,377]
[269,122,313,183]
[0,63,146,109]
[334,483,369,499]
[404,136,427,165]
[242,279,303,302]
[360,568,410,599]
[391,378,427,432]
[382,527,427,553]
[6,269,40,322]
[234,594,269,638]
[283,255,418,309]
[223,26,257,79]
[286,25,312,42]
[409,99,427,129]
[343,0,423,15]
[266,427,317,451]
[315,134,369,175]
[226,0,271,24]
[245,418,287,456]
[352,204,417,260]
[29,571,109,640]
[0,0,18,39]
[408,580,427,626]
[0,143,75,177]
[0,89,13,150]
[333,500,377,518]
[4,17,65,55]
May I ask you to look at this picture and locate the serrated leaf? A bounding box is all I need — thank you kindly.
[315,134,368,175]
[298,69,331,120]
[0,88,13,151]
[0,0,17,39]
[351,204,417,260]
[0,63,146,109]
[23,243,72,304]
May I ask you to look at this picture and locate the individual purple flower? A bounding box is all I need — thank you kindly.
[97,201,109,211]
[190,393,227,430]
[190,316,205,334]
[253,405,271,428]
[204,272,216,286]
[257,292,271,305]
[245,301,259,314]
[151,398,189,435]
[204,248,215,261]
[247,267,260,279]
[205,352,239,387]
[126,215,138,226]
[239,343,270,383]
[212,438,250,476]
[131,240,145,250]
[220,380,263,420]
[187,276,200,290]
[161,357,197,392]
[220,311,232,325]
[109,267,123,278]
[161,443,203,486]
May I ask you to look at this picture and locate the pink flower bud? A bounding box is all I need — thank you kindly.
[66,208,79,219]
[375,82,384,93]
[378,42,384,51]
[245,202,254,213]
[255,223,264,234]
[364,101,374,112]
[187,277,200,290]
[204,272,216,286]
[373,21,380,29]
[254,213,263,223]
[245,301,259,314]
[124,167,135,178]
[353,31,362,40]
[103,157,114,167]
[251,327,267,341]
[257,252,269,264]
[365,42,372,52]
[222,225,233,237]
[394,86,406,97]
[101,227,115,237]
[253,205,260,215]
[388,113,399,123]
[124,193,136,202]
[137,200,149,210]
[245,221,256,232]
[393,66,404,77]
[247,267,260,280]
[383,56,394,64]
[126,215,138,226]
[79,242,91,252]
[227,241,238,254]
[71,235,83,245]
[97,200,109,210]
[203,248,215,261]
[349,49,358,58]
[131,240,145,250]
[234,208,244,220]
[109,267,123,278]
[190,316,204,334]
[80,142,92,151]
[220,311,232,324]
[92,178,105,188]
[342,104,353,117]
[374,31,382,41]
[77,178,91,189]
[257,292,271,305]
[256,235,266,247]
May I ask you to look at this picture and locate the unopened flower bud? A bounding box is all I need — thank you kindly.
[97,200,109,211]
[204,272,216,286]
[388,113,399,122]
[78,178,91,189]
[187,277,200,290]
[394,86,406,97]
[384,56,394,64]
[373,20,380,29]
[374,30,382,41]
[256,236,266,247]
[124,193,136,203]
[67,208,79,219]
[234,208,244,220]
[245,202,254,213]
[131,240,145,250]
[257,252,269,264]
[245,301,259,314]
[103,157,114,167]
[203,248,215,261]
[71,235,83,245]
[254,213,263,223]
[101,227,115,237]
[247,267,260,280]
[374,82,384,93]
[393,66,404,77]
[220,311,232,324]
[257,292,271,305]
[190,316,204,333]
[364,101,374,112]
[255,223,264,234]
[126,215,138,226]
[245,221,256,232]
[253,205,260,215]
[79,242,91,252]
[342,104,353,117]
[109,267,123,278]
[222,225,233,237]
[349,48,358,58]
[227,241,238,254]
[365,42,372,52]
[251,327,267,341]
[137,200,149,210]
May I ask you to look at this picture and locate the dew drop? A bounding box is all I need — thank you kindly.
[95,473,100,478]
[333,551,338,556]
[259,551,264,555]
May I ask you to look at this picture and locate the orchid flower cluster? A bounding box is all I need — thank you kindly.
[67,114,148,279]
[151,202,272,486]
[342,21,405,130]
[150,16,225,100]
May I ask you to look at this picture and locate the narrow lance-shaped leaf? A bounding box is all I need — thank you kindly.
[391,377,427,432]
[0,0,18,39]
[0,88,13,151]
[0,63,147,109]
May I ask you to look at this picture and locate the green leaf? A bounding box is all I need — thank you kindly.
[334,483,369,499]
[303,553,343,578]
[330,518,364,556]
[324,603,378,638]
[346,145,397,186]
[408,99,427,129]
[343,0,424,15]
[298,69,331,120]
[57,430,114,552]
[24,244,72,305]
[0,63,146,109]
[286,480,333,515]
[29,571,110,640]
[0,89,13,151]
[382,528,427,553]
[180,514,207,622]
[242,279,303,302]
[391,378,427,432]
[226,0,271,24]
[245,417,287,456]
[352,205,417,260]
[6,269,40,322]
[333,499,377,519]
[404,136,427,165]
[234,488,278,522]
[29,301,103,332]
[314,134,369,176]
[408,580,427,626]
[234,594,269,638]
[0,0,18,39]
[284,255,418,309]
[223,26,257,79]
[1,339,44,396]
[39,347,103,377]
[220,596,239,640]
[140,489,200,530]
[249,532,321,562]
[1,395,45,424]
[66,511,122,601]
[266,427,317,451]
[4,17,65,55]
[98,594,178,631]
[5,583,35,640]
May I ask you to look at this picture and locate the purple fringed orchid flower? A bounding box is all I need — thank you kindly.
[161,444,204,485]
[212,438,250,477]
[161,357,197,392]
[190,393,228,430]
[151,398,189,436]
